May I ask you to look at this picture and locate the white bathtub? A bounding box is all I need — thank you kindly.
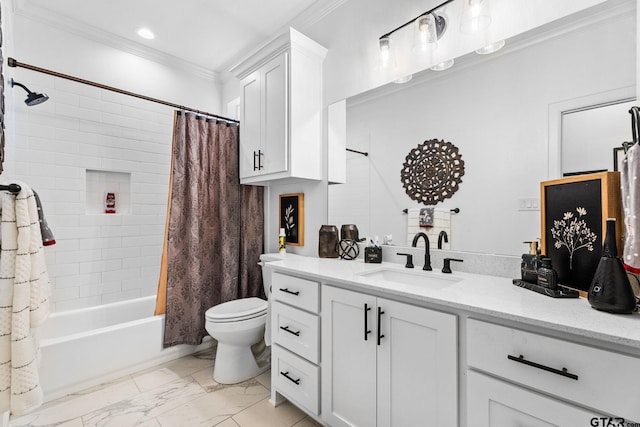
[35,295,213,401]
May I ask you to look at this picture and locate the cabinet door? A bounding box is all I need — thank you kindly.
[239,70,261,179]
[322,286,377,427]
[377,299,457,427]
[261,53,288,175]
[467,371,601,427]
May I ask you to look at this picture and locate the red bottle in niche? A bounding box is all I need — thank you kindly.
[105,192,116,214]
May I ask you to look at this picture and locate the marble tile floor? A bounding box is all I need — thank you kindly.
[10,348,321,427]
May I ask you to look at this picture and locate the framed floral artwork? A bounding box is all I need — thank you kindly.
[540,172,622,294]
[279,193,304,246]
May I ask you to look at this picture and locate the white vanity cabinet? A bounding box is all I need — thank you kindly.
[321,285,458,427]
[270,272,322,416]
[466,318,640,425]
[234,28,327,185]
[467,371,601,426]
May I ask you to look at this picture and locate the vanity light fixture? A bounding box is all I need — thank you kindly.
[475,39,505,54]
[137,27,155,40]
[460,0,492,34]
[378,0,452,63]
[378,0,496,72]
[430,59,455,71]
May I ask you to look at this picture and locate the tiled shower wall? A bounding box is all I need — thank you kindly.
[9,71,174,312]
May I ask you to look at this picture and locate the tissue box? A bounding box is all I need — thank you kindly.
[365,246,382,263]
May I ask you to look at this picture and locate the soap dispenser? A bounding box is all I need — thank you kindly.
[588,218,637,314]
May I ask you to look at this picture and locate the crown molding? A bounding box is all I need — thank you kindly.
[11,0,220,82]
[225,0,347,75]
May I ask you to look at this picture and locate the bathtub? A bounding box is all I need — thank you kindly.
[35,295,213,402]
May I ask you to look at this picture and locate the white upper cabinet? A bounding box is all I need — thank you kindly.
[233,28,327,185]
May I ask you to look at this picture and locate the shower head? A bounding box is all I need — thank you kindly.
[9,78,49,106]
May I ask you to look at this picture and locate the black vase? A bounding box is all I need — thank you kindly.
[588,218,637,314]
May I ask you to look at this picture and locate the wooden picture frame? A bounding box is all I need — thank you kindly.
[279,193,304,246]
[540,171,621,294]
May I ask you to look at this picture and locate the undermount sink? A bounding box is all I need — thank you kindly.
[358,268,462,288]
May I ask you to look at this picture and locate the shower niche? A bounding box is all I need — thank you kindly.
[85,169,131,215]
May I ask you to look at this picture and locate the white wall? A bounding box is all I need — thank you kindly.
[331,8,636,256]
[228,0,621,257]
[4,9,223,312]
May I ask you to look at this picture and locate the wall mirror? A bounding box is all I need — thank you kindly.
[328,1,636,256]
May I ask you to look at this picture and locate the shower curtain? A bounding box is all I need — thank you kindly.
[155,111,264,347]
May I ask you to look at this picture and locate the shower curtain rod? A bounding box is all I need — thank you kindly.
[7,57,239,123]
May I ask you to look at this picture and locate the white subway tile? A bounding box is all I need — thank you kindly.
[51,286,80,302]
[49,262,80,277]
[123,255,160,269]
[79,259,123,274]
[102,246,141,260]
[101,289,141,305]
[79,237,123,250]
[79,281,123,298]
[102,267,140,283]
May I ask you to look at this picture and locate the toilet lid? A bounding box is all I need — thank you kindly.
[205,297,267,322]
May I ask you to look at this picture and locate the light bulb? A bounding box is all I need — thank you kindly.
[460,0,491,34]
[379,37,391,66]
[137,27,155,40]
[414,14,438,52]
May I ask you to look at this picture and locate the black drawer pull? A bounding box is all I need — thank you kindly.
[280,371,301,385]
[507,354,578,380]
[280,325,300,336]
[377,306,385,346]
[364,303,372,341]
[279,288,300,296]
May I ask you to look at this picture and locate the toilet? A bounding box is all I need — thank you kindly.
[204,253,288,384]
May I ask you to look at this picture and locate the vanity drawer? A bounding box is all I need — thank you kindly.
[272,273,320,313]
[272,301,319,363]
[467,318,640,422]
[272,345,320,415]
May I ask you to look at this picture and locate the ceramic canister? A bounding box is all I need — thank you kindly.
[319,225,339,258]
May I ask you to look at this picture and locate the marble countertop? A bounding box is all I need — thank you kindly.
[266,255,640,351]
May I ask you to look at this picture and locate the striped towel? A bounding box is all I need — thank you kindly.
[0,182,51,416]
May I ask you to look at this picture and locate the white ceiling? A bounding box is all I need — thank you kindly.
[13,0,341,74]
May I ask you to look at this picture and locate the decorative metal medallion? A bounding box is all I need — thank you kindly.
[400,139,464,205]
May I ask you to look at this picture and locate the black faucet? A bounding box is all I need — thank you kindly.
[411,232,432,271]
[442,258,463,274]
[397,252,414,268]
[438,230,448,249]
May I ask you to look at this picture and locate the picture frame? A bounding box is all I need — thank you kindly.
[613,146,625,172]
[279,193,304,246]
[540,171,622,294]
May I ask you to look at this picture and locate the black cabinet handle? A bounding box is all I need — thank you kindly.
[377,306,385,345]
[364,303,372,341]
[258,149,264,170]
[278,288,300,296]
[253,150,259,171]
[507,354,578,380]
[280,325,300,336]
[280,371,300,385]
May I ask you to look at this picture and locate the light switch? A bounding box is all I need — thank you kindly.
[517,198,540,211]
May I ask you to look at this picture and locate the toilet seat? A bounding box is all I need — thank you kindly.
[205,297,267,323]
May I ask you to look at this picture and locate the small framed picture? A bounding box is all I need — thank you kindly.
[279,193,304,246]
